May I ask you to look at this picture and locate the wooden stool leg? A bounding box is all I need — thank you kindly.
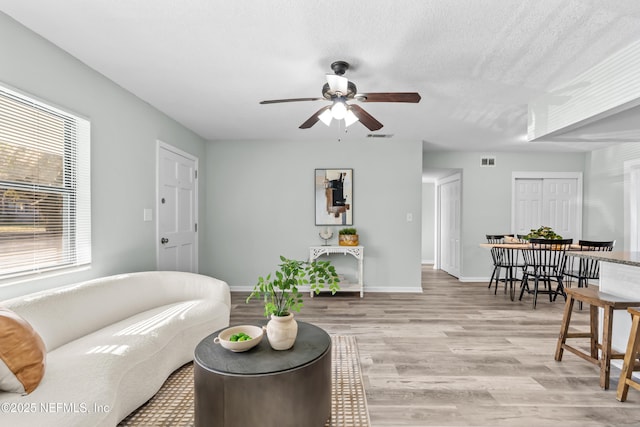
[617,313,640,402]
[555,294,575,361]
[600,306,614,389]
[589,305,599,360]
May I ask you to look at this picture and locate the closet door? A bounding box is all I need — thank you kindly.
[543,178,579,240]
[512,174,581,241]
[514,179,543,236]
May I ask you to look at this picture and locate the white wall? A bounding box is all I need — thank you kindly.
[421,183,435,263]
[423,150,585,280]
[0,12,207,299]
[202,139,423,292]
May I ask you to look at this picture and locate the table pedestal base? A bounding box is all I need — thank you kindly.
[195,346,331,427]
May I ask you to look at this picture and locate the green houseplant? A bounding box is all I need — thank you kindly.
[523,226,563,240]
[338,227,359,246]
[246,256,340,350]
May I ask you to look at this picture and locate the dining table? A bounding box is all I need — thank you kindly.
[479,242,583,250]
[480,242,584,301]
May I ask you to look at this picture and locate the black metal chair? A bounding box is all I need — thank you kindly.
[564,240,615,309]
[493,246,524,301]
[487,234,505,291]
[520,238,573,309]
[487,234,519,298]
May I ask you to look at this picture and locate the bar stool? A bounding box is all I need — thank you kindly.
[555,287,640,389]
[617,307,640,401]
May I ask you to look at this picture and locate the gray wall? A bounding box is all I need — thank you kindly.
[423,151,586,280]
[584,143,640,249]
[202,139,423,292]
[0,12,207,299]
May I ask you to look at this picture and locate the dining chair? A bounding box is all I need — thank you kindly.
[487,234,505,291]
[520,238,573,309]
[564,240,615,309]
[486,234,514,293]
[493,245,524,301]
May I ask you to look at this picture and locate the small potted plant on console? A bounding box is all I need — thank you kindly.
[338,228,359,246]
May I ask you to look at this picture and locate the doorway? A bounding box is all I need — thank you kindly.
[437,173,461,278]
[625,158,640,251]
[156,141,199,272]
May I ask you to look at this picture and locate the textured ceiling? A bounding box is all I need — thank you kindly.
[2,0,640,152]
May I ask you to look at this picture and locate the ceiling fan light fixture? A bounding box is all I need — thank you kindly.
[319,109,333,126]
[326,74,348,95]
[344,109,359,127]
[331,100,347,120]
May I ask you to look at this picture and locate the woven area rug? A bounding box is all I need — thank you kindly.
[119,335,370,427]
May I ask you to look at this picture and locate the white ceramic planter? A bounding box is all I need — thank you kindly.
[266,313,298,350]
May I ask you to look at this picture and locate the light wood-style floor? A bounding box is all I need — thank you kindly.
[230,266,640,426]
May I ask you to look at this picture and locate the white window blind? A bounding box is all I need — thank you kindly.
[0,85,91,279]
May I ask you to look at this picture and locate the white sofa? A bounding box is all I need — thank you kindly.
[0,271,231,426]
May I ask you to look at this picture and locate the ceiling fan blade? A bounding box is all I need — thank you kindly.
[299,106,331,129]
[326,74,348,94]
[349,105,383,131]
[260,97,324,104]
[356,92,421,103]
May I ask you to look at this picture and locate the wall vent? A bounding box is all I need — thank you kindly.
[480,156,496,167]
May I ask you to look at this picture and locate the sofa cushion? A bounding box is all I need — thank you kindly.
[0,307,46,394]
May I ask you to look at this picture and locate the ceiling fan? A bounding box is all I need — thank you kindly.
[259,61,421,131]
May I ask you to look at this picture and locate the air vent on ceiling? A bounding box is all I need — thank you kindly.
[366,134,394,138]
[480,156,496,167]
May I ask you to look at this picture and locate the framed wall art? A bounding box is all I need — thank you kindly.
[315,168,353,226]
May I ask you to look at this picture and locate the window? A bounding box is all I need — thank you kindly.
[0,84,90,280]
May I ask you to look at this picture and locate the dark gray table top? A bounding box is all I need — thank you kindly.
[195,321,330,375]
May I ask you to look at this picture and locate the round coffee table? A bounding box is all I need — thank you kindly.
[194,321,331,427]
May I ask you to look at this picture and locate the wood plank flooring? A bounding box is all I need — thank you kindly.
[229,266,640,426]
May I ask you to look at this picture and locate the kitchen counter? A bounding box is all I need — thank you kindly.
[567,251,640,268]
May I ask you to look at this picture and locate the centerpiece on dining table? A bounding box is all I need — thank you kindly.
[522,226,563,241]
[522,226,565,249]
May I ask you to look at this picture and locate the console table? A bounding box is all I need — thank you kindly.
[309,245,364,297]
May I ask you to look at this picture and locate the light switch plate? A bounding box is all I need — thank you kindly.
[143,208,153,222]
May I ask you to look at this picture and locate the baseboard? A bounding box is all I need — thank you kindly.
[230,285,423,293]
[459,276,490,283]
[421,259,434,265]
[364,286,423,293]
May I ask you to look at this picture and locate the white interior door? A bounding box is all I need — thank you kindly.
[157,142,198,272]
[438,175,460,278]
[625,159,640,251]
[513,178,543,236]
[542,178,578,240]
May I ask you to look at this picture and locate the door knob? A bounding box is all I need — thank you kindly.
[161,237,169,244]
